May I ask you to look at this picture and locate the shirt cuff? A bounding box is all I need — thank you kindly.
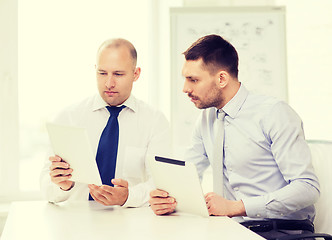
[47,183,73,203]
[242,195,268,219]
[121,185,150,208]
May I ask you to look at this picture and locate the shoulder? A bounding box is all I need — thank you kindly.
[241,91,302,124]
[132,97,168,120]
[247,93,302,131]
[246,92,281,110]
[250,92,299,119]
[242,92,296,119]
[52,94,96,124]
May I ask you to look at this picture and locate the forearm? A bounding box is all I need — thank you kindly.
[242,180,320,219]
[40,173,71,203]
[122,178,155,208]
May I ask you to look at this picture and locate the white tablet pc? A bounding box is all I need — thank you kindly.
[46,122,102,185]
[149,155,209,217]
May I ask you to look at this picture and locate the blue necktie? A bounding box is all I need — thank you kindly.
[89,105,125,200]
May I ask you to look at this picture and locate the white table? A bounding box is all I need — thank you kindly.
[2,201,264,240]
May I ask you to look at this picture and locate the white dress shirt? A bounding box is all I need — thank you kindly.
[185,84,320,222]
[40,93,171,207]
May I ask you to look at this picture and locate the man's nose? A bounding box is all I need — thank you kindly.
[183,81,191,94]
[105,77,115,89]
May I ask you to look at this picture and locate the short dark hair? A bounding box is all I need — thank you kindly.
[183,34,238,78]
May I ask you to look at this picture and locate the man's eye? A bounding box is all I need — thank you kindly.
[98,72,107,75]
[114,73,124,76]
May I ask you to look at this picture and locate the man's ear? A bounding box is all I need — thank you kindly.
[133,67,141,82]
[218,71,229,88]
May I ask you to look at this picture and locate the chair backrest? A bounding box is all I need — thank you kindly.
[307,140,332,235]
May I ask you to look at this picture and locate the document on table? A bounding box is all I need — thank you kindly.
[46,122,102,185]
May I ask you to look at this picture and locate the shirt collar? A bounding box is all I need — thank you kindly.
[221,83,249,119]
[92,93,137,112]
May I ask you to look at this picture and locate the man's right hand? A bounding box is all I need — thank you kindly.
[149,189,177,215]
[49,156,74,191]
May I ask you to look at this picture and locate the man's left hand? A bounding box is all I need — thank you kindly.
[205,192,246,217]
[88,179,129,206]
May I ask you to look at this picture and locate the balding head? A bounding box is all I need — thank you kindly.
[97,38,137,68]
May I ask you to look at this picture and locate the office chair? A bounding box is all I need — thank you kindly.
[276,140,332,240]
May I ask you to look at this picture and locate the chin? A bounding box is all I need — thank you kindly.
[195,103,204,109]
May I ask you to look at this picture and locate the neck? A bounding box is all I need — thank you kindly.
[219,81,241,109]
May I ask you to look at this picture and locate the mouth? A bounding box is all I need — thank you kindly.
[188,94,199,103]
[105,90,118,97]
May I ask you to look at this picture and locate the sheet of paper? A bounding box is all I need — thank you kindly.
[46,122,102,185]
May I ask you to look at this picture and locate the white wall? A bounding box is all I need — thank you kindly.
[0,0,19,199]
[276,0,332,141]
[0,0,19,235]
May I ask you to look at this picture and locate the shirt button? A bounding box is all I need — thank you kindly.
[234,187,239,191]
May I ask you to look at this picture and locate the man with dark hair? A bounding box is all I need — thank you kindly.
[149,34,319,239]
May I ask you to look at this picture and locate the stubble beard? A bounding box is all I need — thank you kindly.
[191,88,223,110]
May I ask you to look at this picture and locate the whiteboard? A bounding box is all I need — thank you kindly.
[170,7,287,157]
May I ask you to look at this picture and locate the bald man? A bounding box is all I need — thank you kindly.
[41,38,170,207]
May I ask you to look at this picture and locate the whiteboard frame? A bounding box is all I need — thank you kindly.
[170,6,288,157]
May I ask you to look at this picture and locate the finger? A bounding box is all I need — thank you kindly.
[204,192,214,198]
[205,192,216,202]
[50,168,73,177]
[88,184,101,192]
[111,179,128,188]
[155,208,175,215]
[152,203,177,215]
[88,184,100,192]
[89,191,108,206]
[89,185,114,197]
[100,185,116,194]
[152,203,175,210]
[208,204,216,215]
[89,187,109,202]
[206,199,211,209]
[150,189,168,198]
[49,162,70,171]
[149,196,176,205]
[208,208,213,216]
[51,174,72,184]
[49,155,62,162]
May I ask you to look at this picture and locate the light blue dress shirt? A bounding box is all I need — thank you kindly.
[185,84,320,222]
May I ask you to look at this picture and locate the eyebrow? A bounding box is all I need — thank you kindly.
[97,69,126,73]
[185,76,198,80]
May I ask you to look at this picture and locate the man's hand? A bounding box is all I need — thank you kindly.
[88,179,129,206]
[149,189,177,215]
[49,155,74,191]
[205,192,246,217]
